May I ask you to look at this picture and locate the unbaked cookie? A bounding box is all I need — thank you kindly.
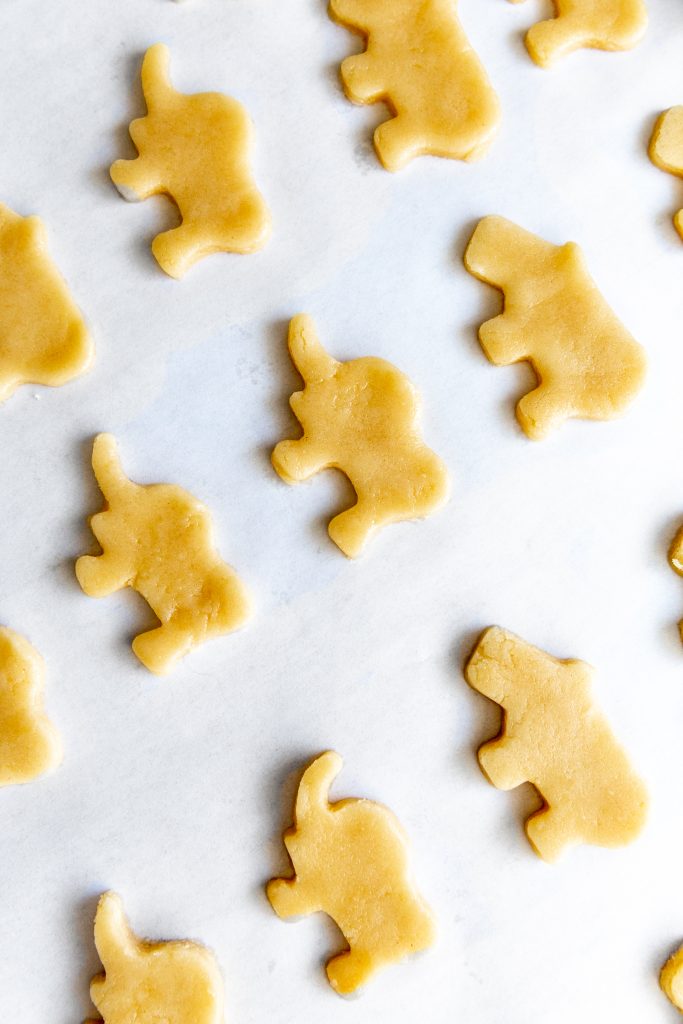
[111,43,271,278]
[272,314,449,557]
[661,944,683,1014]
[87,892,224,1024]
[329,0,500,171]
[0,203,92,402]
[0,628,61,786]
[267,751,436,995]
[465,626,648,862]
[464,215,646,439]
[76,434,251,675]
[510,0,647,67]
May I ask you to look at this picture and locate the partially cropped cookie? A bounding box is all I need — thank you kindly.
[0,628,61,786]
[272,314,449,557]
[267,751,436,995]
[649,106,683,240]
[0,202,92,402]
[510,0,647,67]
[661,943,683,1014]
[329,0,500,171]
[111,43,270,278]
[76,434,251,675]
[464,627,647,862]
[87,892,224,1024]
[464,215,646,439]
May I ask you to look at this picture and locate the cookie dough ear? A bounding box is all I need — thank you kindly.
[94,892,139,966]
[140,43,174,112]
[288,315,338,383]
[295,751,343,822]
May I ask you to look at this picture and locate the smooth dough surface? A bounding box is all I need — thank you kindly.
[509,0,647,67]
[87,892,224,1024]
[0,627,61,786]
[272,314,449,557]
[464,626,648,862]
[464,215,646,440]
[666,525,683,643]
[110,43,271,278]
[267,751,436,995]
[328,0,500,171]
[661,945,683,1013]
[76,434,251,675]
[0,203,92,403]
[649,106,683,240]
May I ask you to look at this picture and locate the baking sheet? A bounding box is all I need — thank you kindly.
[2,0,683,1020]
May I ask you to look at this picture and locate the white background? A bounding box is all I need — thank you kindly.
[1,0,683,1020]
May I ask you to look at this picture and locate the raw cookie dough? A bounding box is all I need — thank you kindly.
[0,202,92,402]
[328,0,500,171]
[0,627,61,786]
[272,314,449,557]
[666,525,683,642]
[649,107,683,240]
[87,892,224,1024]
[76,433,251,675]
[510,0,647,67]
[464,627,648,862]
[464,215,646,439]
[111,43,271,278]
[661,944,683,1013]
[267,751,436,995]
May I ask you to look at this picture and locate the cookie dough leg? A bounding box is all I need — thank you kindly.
[110,157,163,202]
[328,500,375,558]
[526,805,569,862]
[340,54,384,103]
[525,18,583,67]
[266,878,314,919]
[516,384,566,440]
[75,552,131,598]
[272,438,330,483]
[326,947,373,995]
[374,116,420,173]
[151,223,210,279]
[477,739,527,790]
[132,619,194,675]
[479,314,529,365]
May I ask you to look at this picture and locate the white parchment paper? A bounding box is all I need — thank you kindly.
[1,0,683,1021]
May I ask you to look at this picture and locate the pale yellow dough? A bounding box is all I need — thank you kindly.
[661,945,683,1013]
[272,315,449,557]
[267,751,436,995]
[465,627,648,863]
[76,434,251,675]
[464,215,646,440]
[0,203,92,402]
[86,892,224,1024]
[328,0,500,171]
[0,628,61,786]
[509,0,647,67]
[111,43,271,278]
[649,107,683,240]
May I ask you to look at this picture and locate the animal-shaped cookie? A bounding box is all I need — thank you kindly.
[267,751,436,995]
[464,627,648,862]
[649,107,683,241]
[272,314,449,557]
[0,202,92,402]
[510,0,647,67]
[111,43,271,278]
[87,892,224,1024]
[76,433,251,675]
[464,215,646,439]
[328,0,500,171]
[661,943,683,1014]
[0,627,61,786]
